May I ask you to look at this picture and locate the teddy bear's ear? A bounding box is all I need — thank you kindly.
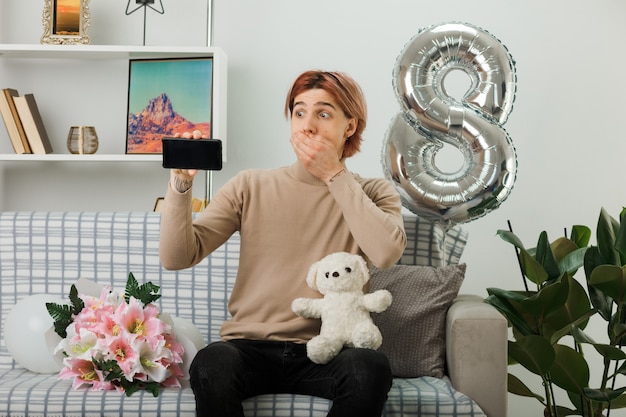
[306,261,320,290]
[354,255,370,283]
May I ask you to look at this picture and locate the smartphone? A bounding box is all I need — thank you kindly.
[162,138,222,170]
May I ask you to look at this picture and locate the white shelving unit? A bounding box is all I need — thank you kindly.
[0,44,222,60]
[0,44,227,211]
[0,44,227,162]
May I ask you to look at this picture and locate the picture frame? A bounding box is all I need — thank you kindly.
[41,0,91,45]
[153,197,164,212]
[154,197,205,213]
[126,57,214,154]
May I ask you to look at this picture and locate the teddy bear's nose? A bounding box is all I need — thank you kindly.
[332,271,340,278]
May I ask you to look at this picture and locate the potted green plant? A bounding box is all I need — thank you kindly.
[485,208,626,416]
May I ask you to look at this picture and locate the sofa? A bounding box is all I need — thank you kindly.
[0,211,507,417]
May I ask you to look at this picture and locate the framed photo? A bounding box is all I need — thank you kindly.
[154,197,205,213]
[41,0,91,45]
[153,197,164,212]
[126,57,214,154]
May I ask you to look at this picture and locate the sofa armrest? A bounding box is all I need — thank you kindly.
[446,294,508,417]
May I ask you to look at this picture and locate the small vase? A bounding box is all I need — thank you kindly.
[67,126,98,154]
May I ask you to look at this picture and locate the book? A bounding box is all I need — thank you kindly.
[0,88,31,154]
[13,94,53,154]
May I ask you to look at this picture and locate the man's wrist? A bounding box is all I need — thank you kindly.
[328,168,346,183]
[172,176,193,193]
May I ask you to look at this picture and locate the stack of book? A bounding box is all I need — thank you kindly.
[0,88,53,154]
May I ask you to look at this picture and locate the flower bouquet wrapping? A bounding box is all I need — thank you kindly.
[46,273,200,397]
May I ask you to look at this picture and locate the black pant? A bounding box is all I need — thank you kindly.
[189,339,392,417]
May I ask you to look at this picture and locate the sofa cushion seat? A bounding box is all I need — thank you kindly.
[0,368,482,417]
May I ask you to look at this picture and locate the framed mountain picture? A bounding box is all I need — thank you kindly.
[126,57,213,154]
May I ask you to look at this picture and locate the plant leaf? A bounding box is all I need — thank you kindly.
[68,284,84,314]
[508,336,555,376]
[571,224,592,249]
[584,246,614,321]
[549,344,590,394]
[603,392,626,408]
[558,247,588,277]
[617,207,626,265]
[535,231,561,280]
[497,229,526,250]
[583,387,626,403]
[541,274,593,343]
[124,272,140,304]
[45,302,73,338]
[521,274,569,320]
[142,381,160,397]
[550,309,596,346]
[45,284,84,338]
[486,287,530,303]
[120,378,140,397]
[485,291,537,336]
[593,343,626,361]
[551,237,579,264]
[570,325,597,345]
[124,272,161,305]
[566,390,595,415]
[614,323,626,344]
[597,207,619,266]
[507,372,545,401]
[590,265,626,305]
[520,249,549,286]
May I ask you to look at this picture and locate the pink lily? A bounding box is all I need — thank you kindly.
[116,297,167,346]
[163,333,185,363]
[59,358,113,391]
[106,331,139,380]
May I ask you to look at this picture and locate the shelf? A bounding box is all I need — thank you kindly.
[0,44,225,60]
[0,43,227,210]
[0,154,162,162]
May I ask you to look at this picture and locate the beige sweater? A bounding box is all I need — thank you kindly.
[159,161,406,343]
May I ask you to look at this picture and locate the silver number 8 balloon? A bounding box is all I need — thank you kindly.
[382,22,517,226]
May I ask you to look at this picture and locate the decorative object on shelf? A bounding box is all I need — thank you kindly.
[125,0,165,46]
[67,126,98,154]
[382,22,517,229]
[41,0,91,45]
[126,57,214,154]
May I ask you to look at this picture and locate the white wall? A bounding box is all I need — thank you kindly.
[2,1,626,415]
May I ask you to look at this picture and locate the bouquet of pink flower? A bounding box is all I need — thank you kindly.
[46,273,185,396]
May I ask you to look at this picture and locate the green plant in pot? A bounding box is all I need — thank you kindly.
[485,208,626,416]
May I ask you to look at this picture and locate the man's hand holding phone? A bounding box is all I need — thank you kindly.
[164,130,222,193]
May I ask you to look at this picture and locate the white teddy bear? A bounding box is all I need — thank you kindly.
[291,252,392,364]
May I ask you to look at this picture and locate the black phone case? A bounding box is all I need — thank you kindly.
[162,138,223,170]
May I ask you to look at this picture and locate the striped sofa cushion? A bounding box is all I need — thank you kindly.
[400,215,468,267]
